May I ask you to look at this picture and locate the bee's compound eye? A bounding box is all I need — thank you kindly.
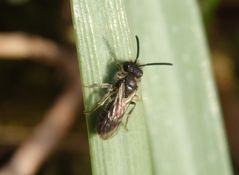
[123,62,130,72]
[135,69,143,78]
[123,62,136,74]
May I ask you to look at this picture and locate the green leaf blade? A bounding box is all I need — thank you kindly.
[71,0,153,175]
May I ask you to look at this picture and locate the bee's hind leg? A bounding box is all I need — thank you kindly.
[125,101,136,128]
[121,101,136,131]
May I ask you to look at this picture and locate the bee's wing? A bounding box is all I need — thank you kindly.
[97,113,121,139]
[97,83,126,139]
[98,100,135,139]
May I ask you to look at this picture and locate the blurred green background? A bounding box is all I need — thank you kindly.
[0,0,238,174]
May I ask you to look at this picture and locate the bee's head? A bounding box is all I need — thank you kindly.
[120,36,142,78]
[123,62,143,78]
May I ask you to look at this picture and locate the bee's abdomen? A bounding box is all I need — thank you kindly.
[96,102,121,139]
[97,113,120,139]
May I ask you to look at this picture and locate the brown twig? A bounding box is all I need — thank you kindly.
[0,32,82,175]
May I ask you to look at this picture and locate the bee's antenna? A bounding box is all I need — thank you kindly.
[134,35,140,63]
[138,63,173,67]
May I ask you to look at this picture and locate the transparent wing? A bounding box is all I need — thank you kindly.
[96,83,136,139]
[96,83,125,139]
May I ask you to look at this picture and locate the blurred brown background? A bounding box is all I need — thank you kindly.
[0,0,238,174]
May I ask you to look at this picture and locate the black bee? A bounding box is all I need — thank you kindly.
[88,36,172,139]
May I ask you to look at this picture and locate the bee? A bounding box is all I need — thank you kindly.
[88,36,172,139]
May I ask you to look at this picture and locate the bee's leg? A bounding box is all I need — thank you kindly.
[133,94,141,101]
[121,101,136,131]
[125,101,136,128]
[84,91,113,115]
